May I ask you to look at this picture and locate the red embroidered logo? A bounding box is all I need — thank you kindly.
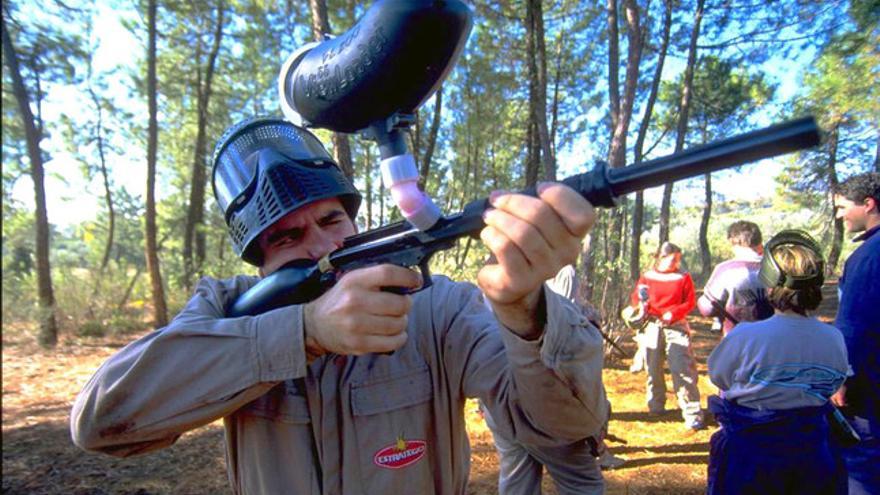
[373,438,427,469]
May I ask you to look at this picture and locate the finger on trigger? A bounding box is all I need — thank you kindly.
[369,264,423,290]
[371,291,414,317]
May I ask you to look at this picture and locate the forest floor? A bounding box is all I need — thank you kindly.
[2,283,839,495]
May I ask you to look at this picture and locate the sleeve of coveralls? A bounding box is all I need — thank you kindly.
[431,277,608,447]
[70,275,310,457]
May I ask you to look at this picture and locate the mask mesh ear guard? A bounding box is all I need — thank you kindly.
[620,305,648,330]
[758,230,825,289]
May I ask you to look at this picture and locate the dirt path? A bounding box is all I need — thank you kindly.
[2,284,839,494]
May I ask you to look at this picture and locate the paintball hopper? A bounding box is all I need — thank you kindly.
[279,0,473,133]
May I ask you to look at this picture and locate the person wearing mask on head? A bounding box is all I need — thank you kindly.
[70,117,609,494]
[697,220,773,336]
[706,230,849,495]
[629,242,704,431]
[830,172,880,495]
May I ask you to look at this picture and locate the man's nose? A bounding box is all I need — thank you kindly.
[306,229,342,260]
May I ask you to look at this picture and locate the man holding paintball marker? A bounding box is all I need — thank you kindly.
[69,3,823,492]
[70,117,609,494]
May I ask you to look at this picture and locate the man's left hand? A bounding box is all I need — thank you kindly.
[478,182,595,338]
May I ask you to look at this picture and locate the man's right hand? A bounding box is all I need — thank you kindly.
[303,264,422,358]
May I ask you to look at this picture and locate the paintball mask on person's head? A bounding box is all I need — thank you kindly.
[211,117,362,266]
[758,230,825,289]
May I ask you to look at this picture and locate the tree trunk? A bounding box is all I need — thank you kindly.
[525,121,539,187]
[309,0,355,179]
[379,174,385,225]
[549,28,564,159]
[826,125,844,276]
[874,126,879,172]
[2,17,58,347]
[630,0,672,282]
[184,0,225,289]
[365,149,373,228]
[658,185,673,244]
[117,266,143,311]
[86,84,116,311]
[524,2,540,188]
[332,133,355,179]
[145,0,169,328]
[606,0,641,267]
[84,85,116,272]
[530,0,556,182]
[418,85,443,190]
[607,0,641,170]
[606,0,620,136]
[630,192,644,276]
[659,0,704,244]
[699,173,712,280]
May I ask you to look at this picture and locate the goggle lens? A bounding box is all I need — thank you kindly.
[212,121,334,216]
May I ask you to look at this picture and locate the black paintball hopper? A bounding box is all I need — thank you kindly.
[279,0,473,133]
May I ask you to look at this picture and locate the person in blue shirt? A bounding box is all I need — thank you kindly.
[707,230,849,495]
[831,171,880,495]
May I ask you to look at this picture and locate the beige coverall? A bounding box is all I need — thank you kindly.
[71,275,607,494]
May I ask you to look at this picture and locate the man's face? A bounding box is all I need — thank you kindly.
[834,194,870,233]
[258,197,356,276]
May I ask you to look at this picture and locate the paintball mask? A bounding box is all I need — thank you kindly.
[758,230,825,289]
[621,305,649,330]
[211,117,361,266]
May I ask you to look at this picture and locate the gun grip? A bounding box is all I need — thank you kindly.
[379,259,434,295]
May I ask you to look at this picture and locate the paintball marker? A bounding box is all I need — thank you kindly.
[229,116,822,317]
[279,0,474,231]
[278,0,471,133]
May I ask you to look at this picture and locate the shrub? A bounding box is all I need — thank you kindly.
[77,320,107,338]
[107,313,146,335]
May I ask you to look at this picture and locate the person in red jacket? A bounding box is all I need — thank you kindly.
[630,242,705,430]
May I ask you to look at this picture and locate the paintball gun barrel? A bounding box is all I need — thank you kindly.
[229,116,821,317]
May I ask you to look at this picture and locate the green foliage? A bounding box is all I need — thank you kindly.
[430,237,487,288]
[656,55,774,142]
[107,313,148,335]
[76,320,106,338]
[1,270,37,327]
[777,7,878,218]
